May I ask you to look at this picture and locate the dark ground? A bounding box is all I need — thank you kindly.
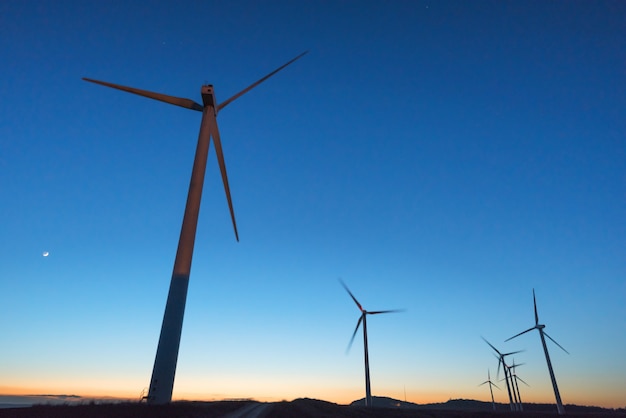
[0,398,624,418]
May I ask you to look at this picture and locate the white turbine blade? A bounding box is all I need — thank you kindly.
[216,51,308,112]
[533,288,539,325]
[339,279,363,312]
[480,379,500,390]
[544,331,570,354]
[511,358,525,366]
[210,116,239,241]
[347,315,363,353]
[482,337,502,355]
[505,326,535,342]
[503,349,524,357]
[510,362,524,373]
[368,309,404,315]
[482,338,505,379]
[82,78,203,111]
[489,355,501,378]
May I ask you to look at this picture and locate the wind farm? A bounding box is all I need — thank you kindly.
[482,338,523,412]
[505,289,570,415]
[480,288,573,415]
[508,360,529,412]
[2,1,625,416]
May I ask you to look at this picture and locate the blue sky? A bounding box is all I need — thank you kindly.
[1,0,625,409]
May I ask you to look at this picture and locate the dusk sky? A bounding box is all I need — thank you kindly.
[1,0,625,409]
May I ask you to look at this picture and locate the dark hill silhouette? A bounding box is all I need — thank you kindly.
[349,396,624,415]
[0,397,624,418]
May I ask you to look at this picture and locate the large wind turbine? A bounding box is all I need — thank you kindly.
[482,337,521,412]
[506,289,569,415]
[340,280,402,408]
[478,369,499,411]
[83,51,307,404]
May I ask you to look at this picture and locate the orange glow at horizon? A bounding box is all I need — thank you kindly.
[2,383,625,409]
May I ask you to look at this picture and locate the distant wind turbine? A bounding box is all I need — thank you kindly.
[478,369,499,411]
[340,279,403,408]
[506,289,569,415]
[482,337,522,412]
[508,359,529,412]
[83,51,308,405]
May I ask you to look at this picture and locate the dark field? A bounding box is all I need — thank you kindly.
[0,398,624,418]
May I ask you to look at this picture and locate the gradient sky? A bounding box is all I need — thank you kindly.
[1,0,625,409]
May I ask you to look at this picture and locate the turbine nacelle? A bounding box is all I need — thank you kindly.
[201,85,217,113]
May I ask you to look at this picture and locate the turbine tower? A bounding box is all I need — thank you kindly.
[508,360,529,412]
[482,337,521,412]
[83,51,307,404]
[506,289,569,415]
[340,279,402,407]
[478,369,499,411]
[503,362,520,411]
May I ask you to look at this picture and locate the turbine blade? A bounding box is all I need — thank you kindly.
[503,350,524,357]
[347,315,363,353]
[368,309,405,315]
[210,116,239,241]
[482,337,502,355]
[492,382,500,390]
[533,288,539,325]
[82,78,203,111]
[543,331,570,354]
[505,327,535,341]
[478,381,488,387]
[339,279,363,312]
[516,376,530,387]
[217,51,308,112]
